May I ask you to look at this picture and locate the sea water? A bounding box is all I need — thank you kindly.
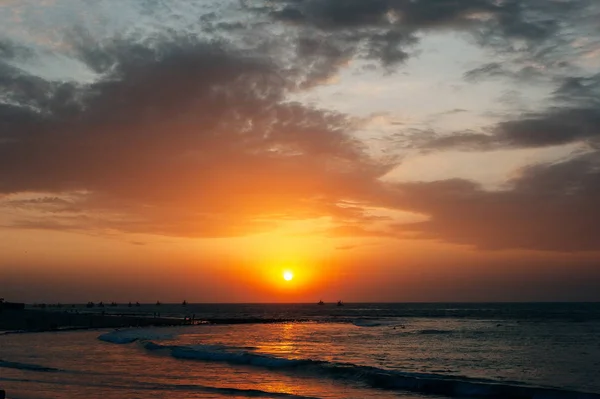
[1,303,599,399]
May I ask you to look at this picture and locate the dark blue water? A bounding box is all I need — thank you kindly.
[58,301,600,322]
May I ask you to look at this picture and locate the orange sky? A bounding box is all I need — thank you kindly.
[1,0,600,302]
[2,226,599,303]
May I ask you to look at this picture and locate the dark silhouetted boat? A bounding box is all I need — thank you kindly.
[337,300,344,307]
[182,300,187,306]
[318,300,324,305]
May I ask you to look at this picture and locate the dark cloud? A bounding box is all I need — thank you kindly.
[424,71,600,151]
[391,152,600,251]
[471,0,592,67]
[288,34,355,88]
[496,108,600,148]
[0,39,35,61]
[463,62,544,82]
[0,37,390,237]
[269,0,592,86]
[365,30,415,66]
[473,0,569,43]
[2,1,599,255]
[260,0,591,71]
[423,108,600,151]
[0,72,80,173]
[421,132,496,151]
[239,0,600,113]
[271,0,500,31]
[553,73,600,106]
[271,0,395,30]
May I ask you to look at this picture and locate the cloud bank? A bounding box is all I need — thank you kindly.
[1,0,600,252]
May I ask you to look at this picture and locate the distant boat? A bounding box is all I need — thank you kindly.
[182,300,187,306]
[135,302,141,307]
[156,301,161,306]
[318,300,324,305]
[337,300,344,307]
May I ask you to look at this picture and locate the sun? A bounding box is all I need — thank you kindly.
[283,271,294,281]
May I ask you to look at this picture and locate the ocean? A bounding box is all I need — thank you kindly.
[1,303,599,399]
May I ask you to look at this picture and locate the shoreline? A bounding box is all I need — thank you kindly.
[0,309,192,333]
[0,309,310,334]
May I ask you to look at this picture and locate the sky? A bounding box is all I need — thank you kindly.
[1,0,600,303]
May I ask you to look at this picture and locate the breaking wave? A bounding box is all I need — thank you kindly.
[98,328,178,344]
[135,341,600,399]
[98,330,600,399]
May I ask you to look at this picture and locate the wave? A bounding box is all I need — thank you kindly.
[0,375,320,399]
[352,318,402,327]
[135,341,600,399]
[0,360,61,372]
[143,341,317,368]
[149,382,321,398]
[98,328,178,344]
[350,321,453,334]
[0,330,26,336]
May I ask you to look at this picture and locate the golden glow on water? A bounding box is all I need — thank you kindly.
[268,322,297,357]
[2,314,597,399]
